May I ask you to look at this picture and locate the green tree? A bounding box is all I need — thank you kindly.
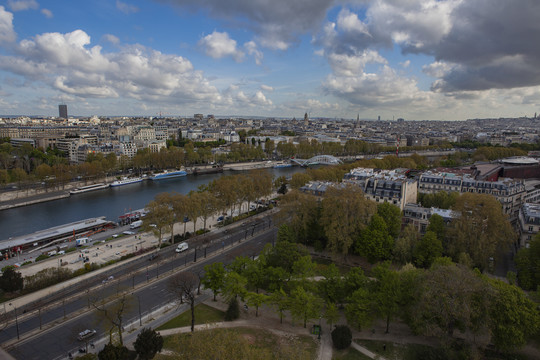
[97,344,130,360]
[447,193,515,270]
[321,185,376,257]
[318,263,345,305]
[393,223,418,264]
[323,302,340,329]
[413,231,443,269]
[514,234,540,290]
[245,292,269,317]
[331,325,352,350]
[376,202,402,239]
[344,287,373,330]
[355,214,393,263]
[134,327,163,360]
[487,278,540,352]
[222,271,247,301]
[269,287,289,324]
[426,213,446,242]
[289,172,312,189]
[144,193,175,247]
[202,262,226,301]
[371,262,401,333]
[289,286,323,328]
[0,267,23,292]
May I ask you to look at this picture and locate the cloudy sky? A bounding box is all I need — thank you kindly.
[0,0,539,120]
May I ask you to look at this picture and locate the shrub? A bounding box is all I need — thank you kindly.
[331,325,352,350]
[35,254,49,262]
[134,327,163,360]
[225,298,240,321]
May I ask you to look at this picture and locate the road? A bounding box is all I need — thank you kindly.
[2,215,276,360]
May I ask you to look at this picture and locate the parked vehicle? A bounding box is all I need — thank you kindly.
[175,242,189,253]
[130,220,143,229]
[76,237,89,247]
[77,329,96,341]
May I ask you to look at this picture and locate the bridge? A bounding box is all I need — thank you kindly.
[291,155,343,167]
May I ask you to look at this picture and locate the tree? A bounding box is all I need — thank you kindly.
[426,213,446,242]
[355,214,394,263]
[487,278,540,352]
[408,263,491,345]
[167,272,199,332]
[225,298,240,321]
[222,271,247,301]
[186,191,203,233]
[144,193,175,247]
[331,325,352,350]
[514,234,540,290]
[197,190,217,231]
[376,202,402,239]
[321,185,376,257]
[447,193,515,270]
[202,262,226,301]
[318,263,345,305]
[323,302,340,329]
[393,223,418,264]
[289,286,323,328]
[289,172,312,189]
[97,343,130,360]
[92,293,131,346]
[134,327,163,360]
[413,231,443,268]
[0,267,23,292]
[371,262,401,333]
[268,288,289,324]
[245,292,268,317]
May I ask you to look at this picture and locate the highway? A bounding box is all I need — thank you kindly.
[2,214,276,360]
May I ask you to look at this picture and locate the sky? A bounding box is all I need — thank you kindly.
[0,0,540,120]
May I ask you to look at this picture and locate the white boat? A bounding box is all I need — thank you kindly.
[150,170,187,180]
[273,162,292,168]
[70,183,109,195]
[110,177,143,187]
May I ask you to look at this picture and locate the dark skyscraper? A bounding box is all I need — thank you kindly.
[58,104,68,119]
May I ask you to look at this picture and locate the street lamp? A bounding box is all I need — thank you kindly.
[9,303,19,340]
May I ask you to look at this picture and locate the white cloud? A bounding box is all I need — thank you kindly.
[260,84,273,92]
[103,34,120,45]
[0,6,16,43]
[327,50,386,77]
[116,0,139,14]
[244,41,263,65]
[40,8,52,18]
[199,31,244,62]
[7,0,38,12]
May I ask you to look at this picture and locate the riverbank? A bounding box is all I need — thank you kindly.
[0,161,292,211]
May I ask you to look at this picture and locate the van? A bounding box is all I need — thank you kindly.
[47,250,57,256]
[175,242,189,253]
[130,220,143,229]
[76,237,89,247]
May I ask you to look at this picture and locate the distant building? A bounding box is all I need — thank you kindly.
[59,104,68,119]
[343,167,418,210]
[402,203,455,234]
[517,203,540,247]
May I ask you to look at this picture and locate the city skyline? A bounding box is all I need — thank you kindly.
[0,0,539,120]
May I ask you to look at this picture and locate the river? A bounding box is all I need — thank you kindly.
[0,167,302,241]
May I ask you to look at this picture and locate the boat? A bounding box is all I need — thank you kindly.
[110,177,144,187]
[273,162,292,168]
[70,183,109,195]
[150,170,187,180]
[192,165,224,175]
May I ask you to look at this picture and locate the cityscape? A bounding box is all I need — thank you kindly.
[0,1,540,360]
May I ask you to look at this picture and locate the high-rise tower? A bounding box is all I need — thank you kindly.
[59,104,68,119]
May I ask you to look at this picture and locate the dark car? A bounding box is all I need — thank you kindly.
[148,253,159,261]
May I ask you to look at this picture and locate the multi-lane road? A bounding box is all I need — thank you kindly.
[2,214,277,360]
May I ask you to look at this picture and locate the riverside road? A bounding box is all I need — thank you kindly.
[3,214,276,360]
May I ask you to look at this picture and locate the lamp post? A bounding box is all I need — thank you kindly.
[9,303,19,340]
[134,294,142,326]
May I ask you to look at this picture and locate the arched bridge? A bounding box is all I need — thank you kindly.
[291,155,343,167]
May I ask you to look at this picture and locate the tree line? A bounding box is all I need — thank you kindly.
[142,170,273,246]
[199,232,539,357]
[277,187,515,272]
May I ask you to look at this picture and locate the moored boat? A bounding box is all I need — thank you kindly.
[150,170,187,180]
[70,183,109,195]
[273,161,292,168]
[110,177,144,187]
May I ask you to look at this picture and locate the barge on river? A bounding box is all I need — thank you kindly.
[70,183,109,195]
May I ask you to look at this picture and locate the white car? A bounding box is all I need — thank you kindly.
[77,329,96,341]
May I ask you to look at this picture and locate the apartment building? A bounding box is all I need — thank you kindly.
[517,203,540,247]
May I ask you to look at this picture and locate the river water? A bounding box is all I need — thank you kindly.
[0,167,302,241]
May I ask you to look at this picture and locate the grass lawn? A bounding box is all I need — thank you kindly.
[333,347,373,360]
[355,339,435,360]
[156,303,225,331]
[155,327,317,360]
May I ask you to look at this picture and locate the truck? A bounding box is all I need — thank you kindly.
[130,220,143,229]
[76,237,89,247]
[175,242,189,253]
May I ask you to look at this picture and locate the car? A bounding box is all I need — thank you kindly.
[148,253,159,261]
[123,231,135,235]
[77,329,96,341]
[175,242,189,253]
[112,234,119,238]
[57,250,65,255]
[217,215,224,222]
